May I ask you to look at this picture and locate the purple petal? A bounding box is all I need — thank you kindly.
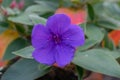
[46,14,71,34]
[32,24,52,49]
[55,44,75,67]
[32,47,55,65]
[62,25,85,47]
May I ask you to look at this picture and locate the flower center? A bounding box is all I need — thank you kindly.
[53,35,61,44]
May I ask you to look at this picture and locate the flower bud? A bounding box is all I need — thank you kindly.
[10,0,17,9]
[18,0,24,10]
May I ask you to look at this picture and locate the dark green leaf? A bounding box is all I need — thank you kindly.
[97,20,120,30]
[3,38,26,60]
[0,22,9,33]
[87,3,95,21]
[15,24,26,35]
[1,59,51,80]
[73,49,120,78]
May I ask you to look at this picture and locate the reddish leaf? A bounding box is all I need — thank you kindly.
[0,29,19,67]
[108,30,120,46]
[56,8,87,24]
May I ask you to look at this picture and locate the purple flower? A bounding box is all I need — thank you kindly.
[32,14,85,67]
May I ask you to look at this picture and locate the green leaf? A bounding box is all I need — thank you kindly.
[97,20,120,30]
[107,50,120,59]
[87,3,95,21]
[77,39,97,51]
[76,66,84,80]
[0,22,9,33]
[98,49,120,59]
[3,38,26,60]
[94,2,120,29]
[73,49,120,78]
[86,24,104,43]
[79,23,87,34]
[1,59,51,80]
[29,14,46,25]
[25,4,55,15]
[103,2,120,21]
[8,13,46,25]
[15,24,26,35]
[13,46,34,59]
[6,8,20,15]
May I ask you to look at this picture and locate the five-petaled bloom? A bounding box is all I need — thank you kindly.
[32,14,85,67]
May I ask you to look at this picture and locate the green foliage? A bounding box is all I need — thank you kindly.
[86,24,104,43]
[25,1,58,15]
[8,13,46,25]
[96,20,120,30]
[87,3,95,21]
[94,2,120,30]
[13,46,34,59]
[1,59,51,80]
[13,45,120,78]
[3,38,27,60]
[77,39,97,51]
[73,49,120,78]
[1,0,120,80]
[0,22,9,33]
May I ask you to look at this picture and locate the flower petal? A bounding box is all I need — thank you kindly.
[32,47,55,65]
[62,24,85,47]
[55,44,75,67]
[31,24,52,48]
[46,14,71,34]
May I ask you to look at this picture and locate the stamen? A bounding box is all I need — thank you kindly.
[53,35,61,44]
